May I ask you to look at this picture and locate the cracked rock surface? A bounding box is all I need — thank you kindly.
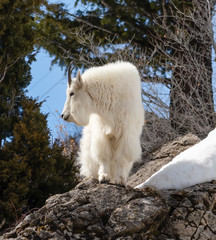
[2,179,168,240]
[2,134,216,240]
[3,179,216,240]
[160,183,216,240]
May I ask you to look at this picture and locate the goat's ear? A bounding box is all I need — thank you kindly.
[75,70,82,88]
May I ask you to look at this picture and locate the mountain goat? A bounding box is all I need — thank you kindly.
[62,61,144,186]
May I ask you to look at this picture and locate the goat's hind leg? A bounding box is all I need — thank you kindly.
[113,133,142,187]
[113,159,133,187]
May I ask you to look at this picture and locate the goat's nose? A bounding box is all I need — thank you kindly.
[61,114,64,118]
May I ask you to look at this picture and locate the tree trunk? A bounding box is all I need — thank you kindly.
[170,41,214,138]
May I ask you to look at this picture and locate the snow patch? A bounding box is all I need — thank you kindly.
[136,128,216,190]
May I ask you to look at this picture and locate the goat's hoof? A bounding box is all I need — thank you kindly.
[99,174,110,184]
[115,177,126,187]
[99,179,110,184]
[116,183,126,188]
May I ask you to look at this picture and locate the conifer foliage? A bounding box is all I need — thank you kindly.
[0,98,78,224]
[0,0,79,227]
[0,0,43,146]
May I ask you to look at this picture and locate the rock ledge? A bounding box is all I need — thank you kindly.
[2,178,216,240]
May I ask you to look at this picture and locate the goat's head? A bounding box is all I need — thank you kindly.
[61,62,92,126]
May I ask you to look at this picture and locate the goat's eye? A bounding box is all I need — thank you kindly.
[70,92,74,97]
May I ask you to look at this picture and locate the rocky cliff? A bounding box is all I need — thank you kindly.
[2,134,216,240]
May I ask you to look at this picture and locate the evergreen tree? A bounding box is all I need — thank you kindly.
[0,98,78,224]
[0,0,79,227]
[0,0,45,146]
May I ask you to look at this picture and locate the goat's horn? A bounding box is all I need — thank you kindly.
[68,61,74,86]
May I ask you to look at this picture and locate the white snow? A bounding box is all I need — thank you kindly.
[135,128,216,190]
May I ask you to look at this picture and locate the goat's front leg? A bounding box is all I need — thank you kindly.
[98,160,111,183]
[94,134,112,184]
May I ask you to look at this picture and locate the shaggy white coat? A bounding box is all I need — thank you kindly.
[136,128,216,190]
[62,62,144,185]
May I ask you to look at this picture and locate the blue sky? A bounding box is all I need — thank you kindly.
[27,0,78,140]
[27,49,69,139]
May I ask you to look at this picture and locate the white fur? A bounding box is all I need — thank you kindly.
[62,62,144,185]
[136,128,216,190]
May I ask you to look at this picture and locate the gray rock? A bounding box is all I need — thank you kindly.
[2,179,168,240]
[160,182,216,240]
[2,134,216,240]
[128,133,200,187]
